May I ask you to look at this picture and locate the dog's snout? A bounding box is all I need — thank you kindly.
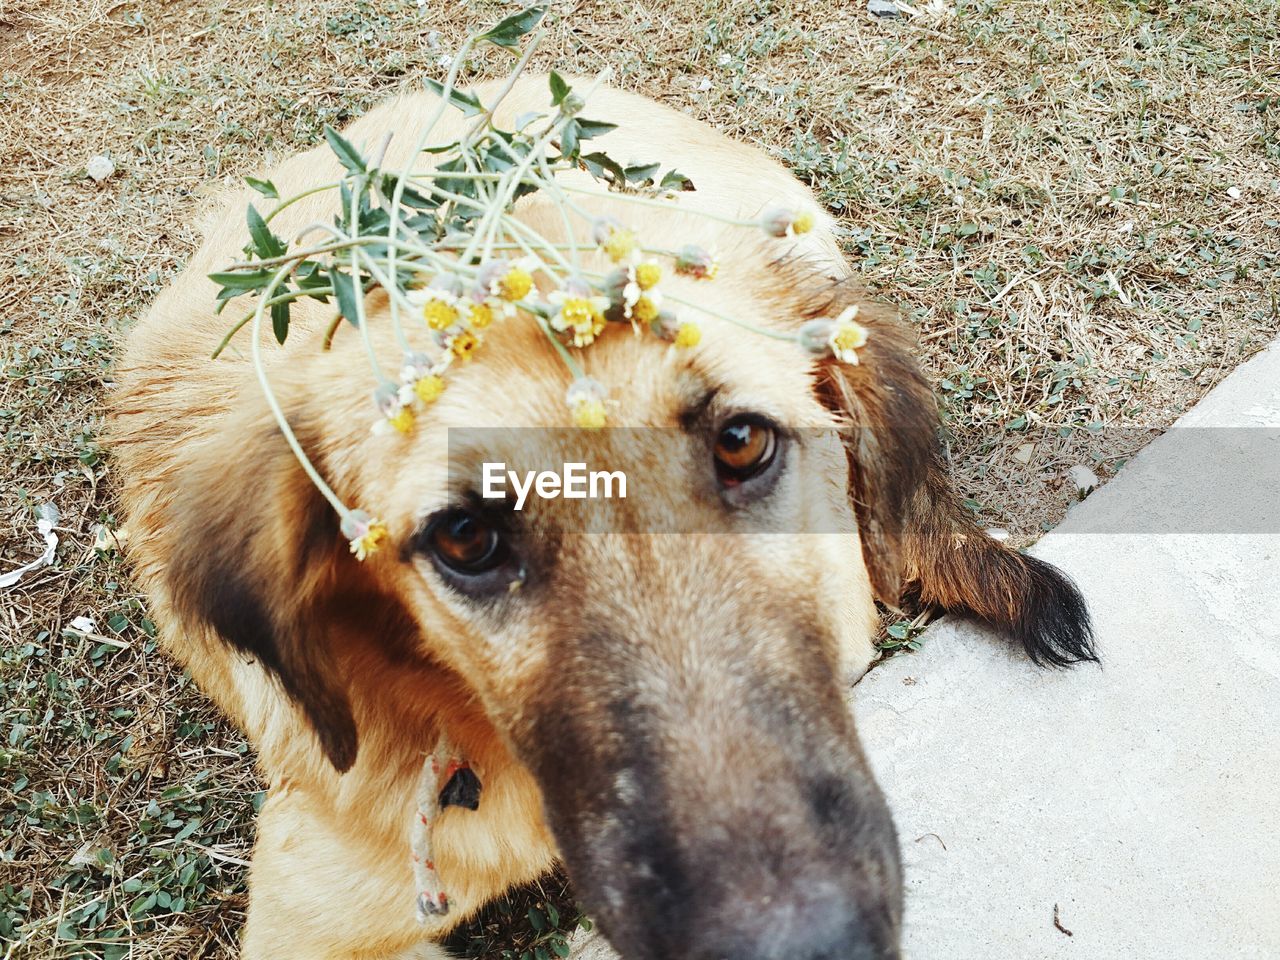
[688,886,900,960]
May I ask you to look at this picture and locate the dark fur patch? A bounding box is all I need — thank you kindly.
[1005,554,1097,667]
[768,258,1096,669]
[165,421,360,771]
[900,454,1097,667]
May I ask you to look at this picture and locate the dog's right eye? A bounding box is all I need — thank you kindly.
[714,415,778,486]
[423,509,510,577]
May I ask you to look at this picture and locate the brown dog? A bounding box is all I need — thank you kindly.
[110,76,1094,960]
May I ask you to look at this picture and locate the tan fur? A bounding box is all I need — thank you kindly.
[110,77,1029,959]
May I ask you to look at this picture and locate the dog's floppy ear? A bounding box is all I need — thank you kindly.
[811,301,939,604]
[804,282,1096,666]
[163,416,361,771]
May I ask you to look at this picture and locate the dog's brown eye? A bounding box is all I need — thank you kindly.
[714,416,777,485]
[426,510,507,574]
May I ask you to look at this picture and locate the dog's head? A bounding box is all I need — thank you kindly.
[165,247,938,960]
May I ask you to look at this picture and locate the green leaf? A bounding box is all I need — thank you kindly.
[549,71,569,106]
[423,78,486,118]
[329,267,361,327]
[245,176,279,199]
[323,124,367,175]
[575,118,618,140]
[624,162,661,184]
[887,622,910,640]
[209,269,274,291]
[559,119,580,160]
[581,151,626,185]
[295,261,332,301]
[528,907,546,932]
[247,204,288,259]
[380,174,437,211]
[660,169,696,191]
[271,300,290,344]
[552,940,571,958]
[479,4,547,49]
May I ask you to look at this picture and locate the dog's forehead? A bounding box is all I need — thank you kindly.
[430,304,827,434]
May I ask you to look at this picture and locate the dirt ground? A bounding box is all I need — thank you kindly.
[1,0,1277,957]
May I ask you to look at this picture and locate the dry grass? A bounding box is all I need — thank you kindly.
[1,0,1277,956]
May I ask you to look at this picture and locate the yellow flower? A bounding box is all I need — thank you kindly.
[342,510,389,561]
[593,219,639,263]
[673,323,702,348]
[566,377,608,429]
[498,267,533,302]
[467,300,495,329]
[603,230,637,263]
[828,305,868,364]
[572,400,607,429]
[760,205,816,238]
[350,522,387,561]
[387,405,415,434]
[450,330,479,361]
[634,261,662,290]
[549,288,610,347]
[422,297,459,331]
[414,374,445,404]
[633,295,660,324]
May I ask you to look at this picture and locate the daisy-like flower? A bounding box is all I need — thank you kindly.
[828,306,869,364]
[395,352,446,409]
[674,244,719,280]
[448,328,480,361]
[497,265,533,301]
[674,322,702,348]
[760,205,816,238]
[408,277,466,331]
[632,293,661,324]
[797,306,869,364]
[399,351,433,385]
[388,407,415,432]
[342,510,388,561]
[474,257,538,304]
[373,384,415,435]
[414,374,446,404]
[592,218,638,263]
[605,263,663,327]
[565,377,608,429]
[653,309,702,348]
[420,293,461,331]
[465,299,495,329]
[633,260,662,290]
[549,280,611,348]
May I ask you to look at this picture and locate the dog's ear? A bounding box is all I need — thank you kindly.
[163,416,361,772]
[811,303,939,604]
[802,282,1096,666]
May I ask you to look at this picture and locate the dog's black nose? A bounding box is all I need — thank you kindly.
[686,890,899,960]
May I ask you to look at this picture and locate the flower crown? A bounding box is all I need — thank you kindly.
[210,5,869,561]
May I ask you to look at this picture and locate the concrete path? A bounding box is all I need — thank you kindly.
[857,340,1280,958]
[571,341,1280,959]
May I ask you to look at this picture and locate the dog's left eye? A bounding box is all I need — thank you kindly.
[714,415,778,486]
[423,509,509,576]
